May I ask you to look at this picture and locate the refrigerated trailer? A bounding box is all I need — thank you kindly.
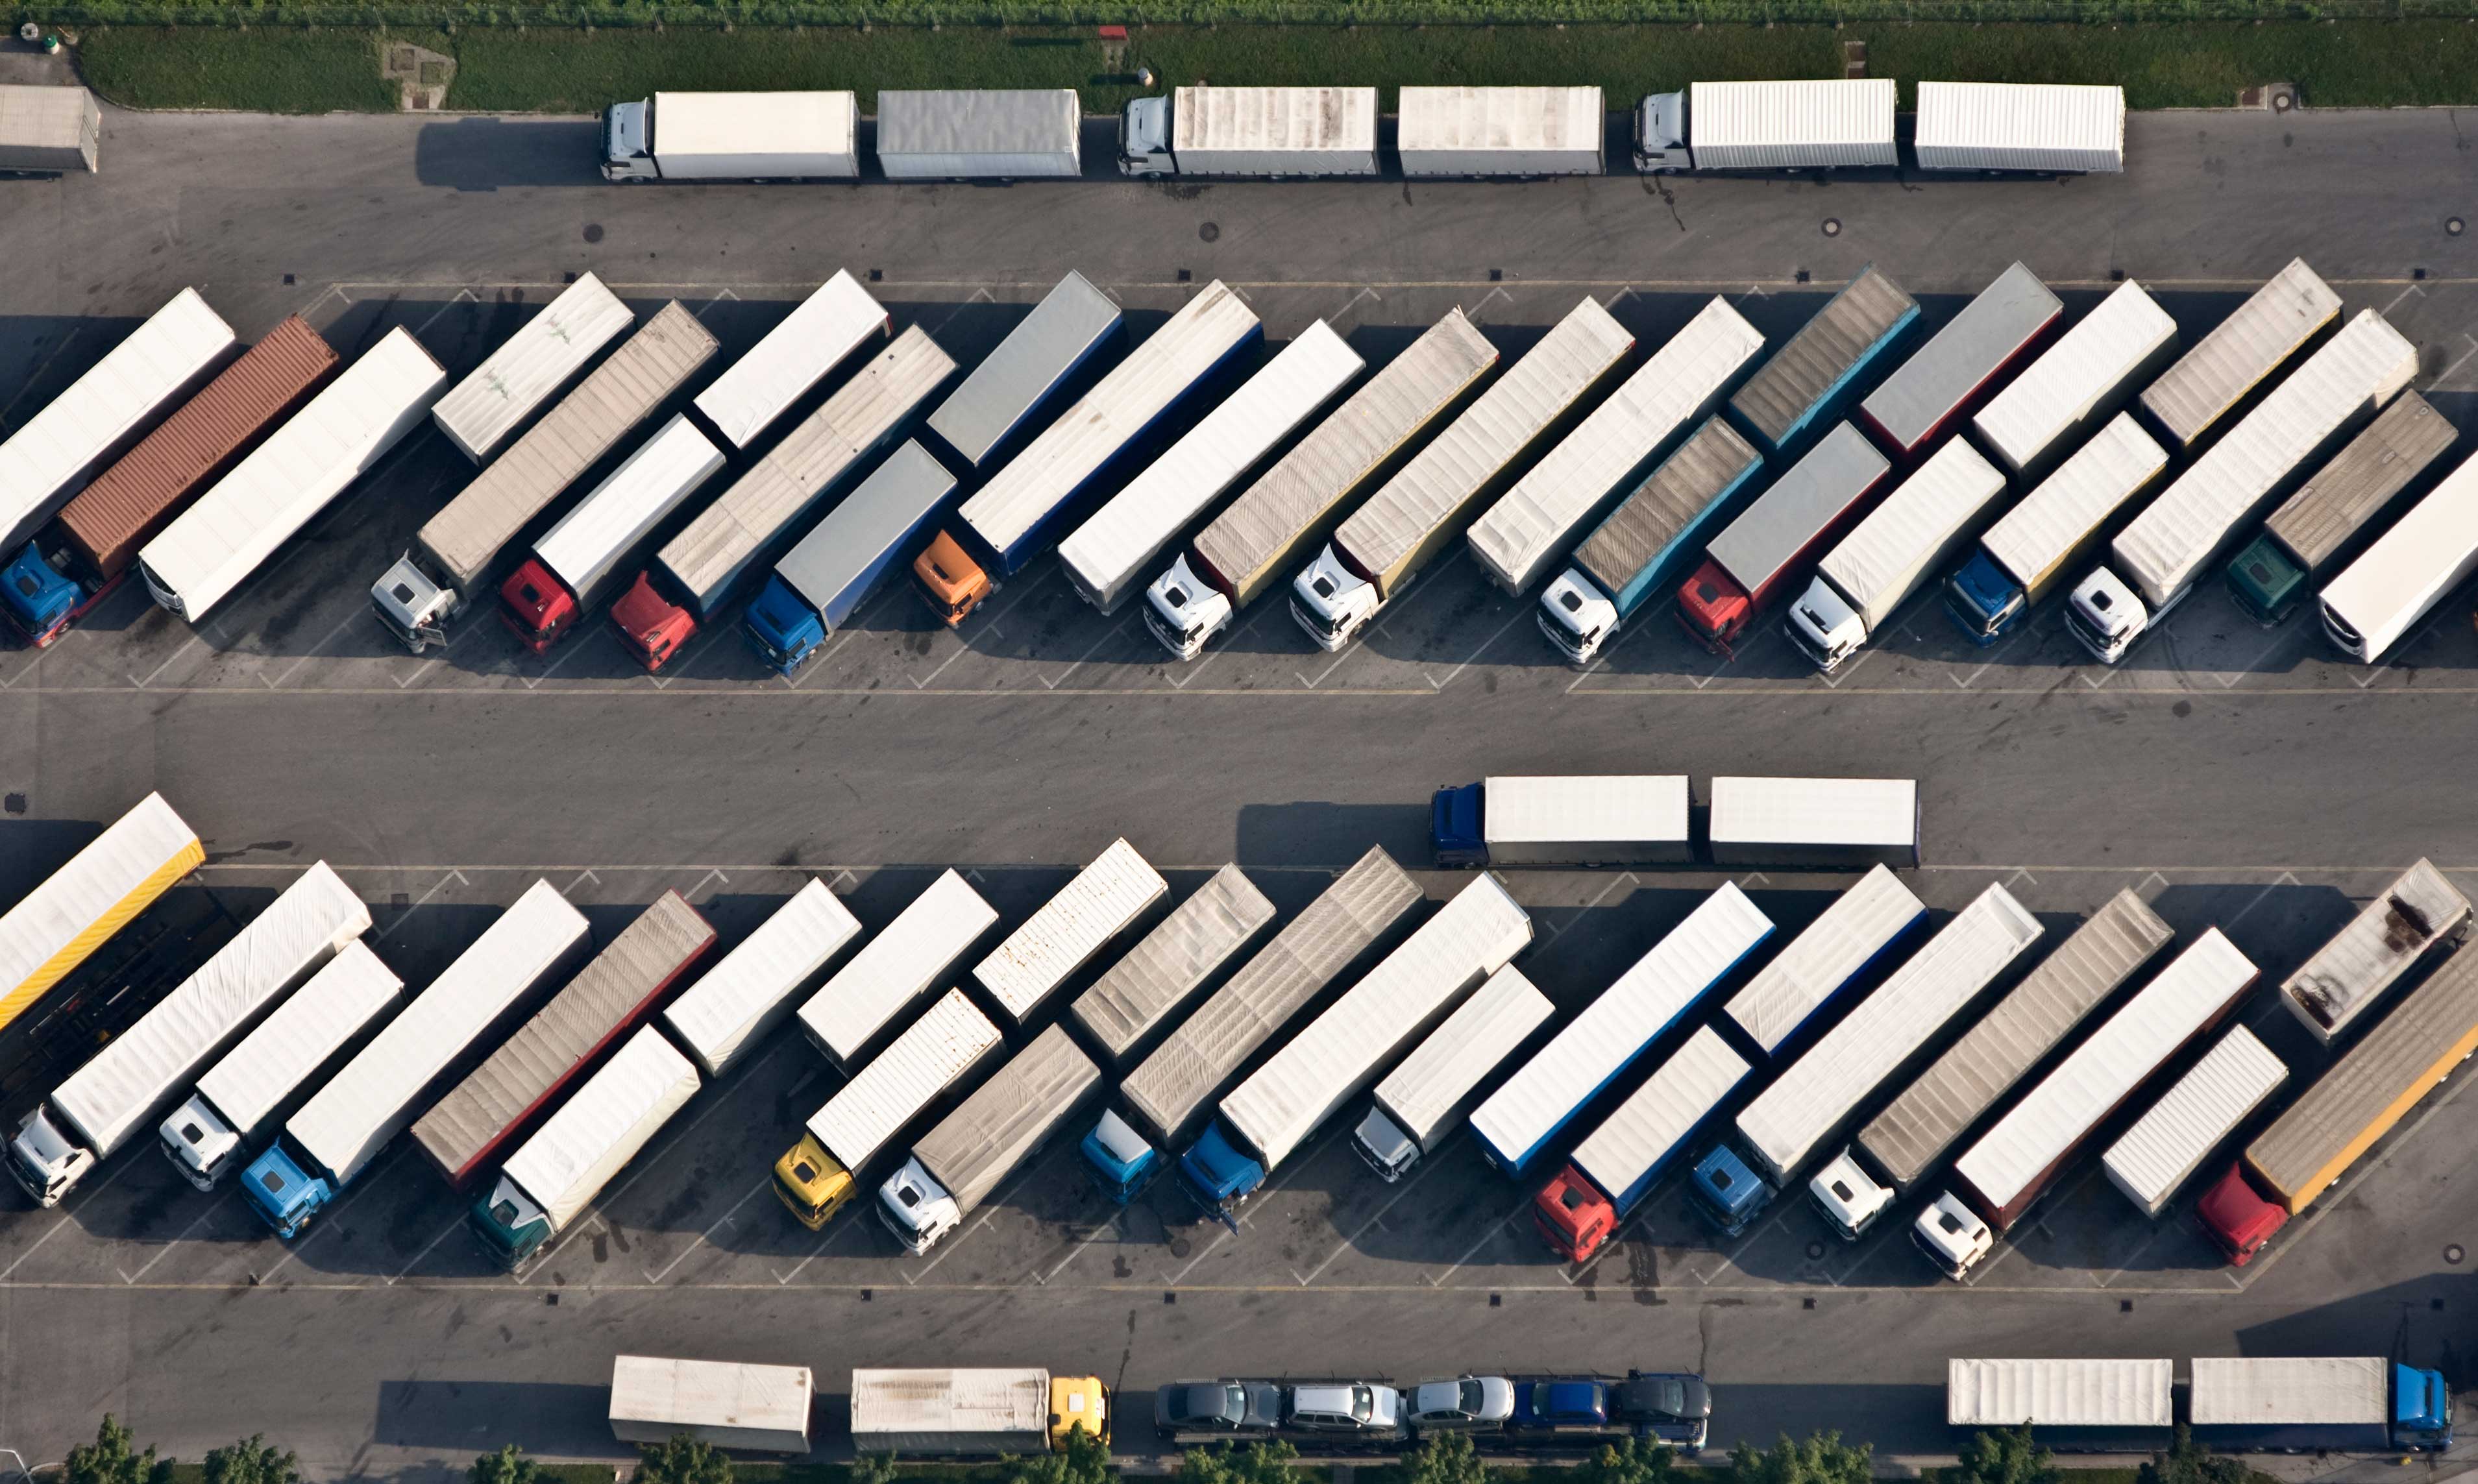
[1728,268,1917,457]
[1941,413,2169,645]
[1430,775,1691,869]
[849,1368,1109,1455]
[973,838,1168,1024]
[609,1356,813,1454]
[1786,437,2008,673]
[1354,964,1553,1181]
[2101,1026,2286,1219]
[1723,863,1926,1056]
[876,90,1082,180]
[694,271,890,451]
[1707,775,1921,870]
[371,302,717,652]
[1537,1026,1752,1262]
[774,988,1001,1230]
[472,1023,700,1266]
[1856,263,2060,456]
[0,84,99,174]
[1973,280,2177,482]
[794,869,998,1069]
[741,441,960,675]
[1147,310,1497,659]
[1634,80,1896,174]
[2189,1357,2453,1453]
[2320,449,2478,663]
[926,273,1122,470]
[880,1023,1101,1253]
[496,413,724,651]
[2226,391,2455,626]
[0,792,203,1041]
[1912,84,2125,174]
[1118,86,1379,178]
[1070,865,1276,1071]
[601,91,859,183]
[2279,860,2470,1045]
[432,274,633,463]
[1675,423,1892,655]
[1398,86,1604,176]
[1538,417,1763,666]
[1290,297,1630,651]
[659,880,862,1079]
[2139,259,2342,454]
[1946,1359,2173,1453]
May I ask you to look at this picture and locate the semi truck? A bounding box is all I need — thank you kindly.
[1855,263,2060,457]
[411,890,715,1188]
[1706,775,1922,870]
[2139,259,2342,454]
[609,1356,813,1454]
[1430,775,1691,869]
[1726,267,1916,456]
[472,1023,700,1267]
[1674,423,1892,655]
[1939,413,2169,645]
[160,941,402,1191]
[1972,280,2177,481]
[1291,297,1630,650]
[0,792,203,1042]
[1469,297,1765,596]
[0,84,99,174]
[1469,884,1771,1176]
[794,868,998,1069]
[925,273,1121,471]
[773,988,1001,1230]
[694,271,890,450]
[1535,1026,1751,1263]
[1632,80,1896,174]
[1146,310,1497,659]
[924,282,1261,625]
[1785,437,2009,673]
[1912,83,2126,174]
[497,414,726,651]
[2189,1357,2453,1452]
[602,91,859,182]
[741,441,960,675]
[1177,873,1530,1220]
[2070,308,2418,664]
[972,838,1168,1025]
[617,325,955,670]
[430,274,634,463]
[1354,964,1553,1181]
[371,302,718,652]
[1070,864,1276,1071]
[658,879,862,1078]
[1857,888,2174,1193]
[5,862,370,1206]
[849,1368,1109,1454]
[1088,846,1420,1202]
[1722,863,1926,1056]
[2320,449,2478,663]
[6,316,337,648]
[2100,1026,2287,1220]
[1946,1359,2173,1453]
[1119,86,1379,178]
[1919,927,2258,1278]
[140,326,447,622]
[1060,321,1364,614]
[2225,391,2455,626]
[879,1023,1101,1253]
[1397,86,1604,176]
[876,90,1083,180]
[2278,859,2468,1045]
[1537,418,1763,666]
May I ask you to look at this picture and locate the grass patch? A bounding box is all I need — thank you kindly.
[1863,19,2478,108]
[77,24,397,108]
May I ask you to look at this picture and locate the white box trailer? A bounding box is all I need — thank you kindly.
[973,838,1168,1023]
[1973,280,2177,479]
[1061,321,1364,614]
[1071,864,1277,1069]
[611,1356,813,1454]
[1913,83,2125,174]
[1736,882,2042,1184]
[849,1368,1049,1455]
[796,869,997,1069]
[603,91,858,183]
[1638,80,1895,173]
[2102,1025,2287,1219]
[501,412,725,646]
[6,860,371,1206]
[0,792,202,1040]
[2140,259,2342,453]
[1724,863,1927,1056]
[1708,776,1922,870]
[1948,1359,2174,1447]
[876,90,1081,180]
[1943,413,2169,644]
[0,84,100,174]
[476,1023,700,1265]
[1469,296,1765,594]
[0,287,234,553]
[1397,86,1606,177]
[2320,450,2478,663]
[1570,1025,1753,1220]
[1787,437,2009,673]
[927,273,1122,470]
[2277,858,2470,1043]
[2186,1357,2401,1453]
[140,326,445,621]
[693,271,890,450]
[1471,884,1773,1174]
[431,274,634,463]
[880,1023,1101,1252]
[1458,774,1692,868]
[805,988,1002,1174]
[661,880,863,1078]
[1355,963,1553,1180]
[1129,86,1380,177]
[160,940,402,1191]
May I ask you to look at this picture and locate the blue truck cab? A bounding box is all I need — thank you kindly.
[742,575,826,676]
[1688,1145,1774,1238]
[240,1143,333,1239]
[1177,1121,1264,1220]
[2392,1364,2453,1450]
[1431,784,1487,868]
[2,543,83,644]
[1942,548,2028,646]
[1081,1110,1161,1204]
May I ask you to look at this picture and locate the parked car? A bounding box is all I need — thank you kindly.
[1156,1380,1282,1441]
[1610,1372,1711,1454]
[1510,1377,1612,1434]
[1282,1382,1406,1442]
[1406,1376,1515,1433]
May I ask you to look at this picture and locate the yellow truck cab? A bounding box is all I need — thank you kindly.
[1049,1375,1110,1448]
[771,1134,855,1230]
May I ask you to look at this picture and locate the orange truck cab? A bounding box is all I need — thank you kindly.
[610,571,699,673]
[499,559,580,653]
[913,530,993,626]
[1534,1165,1617,1263]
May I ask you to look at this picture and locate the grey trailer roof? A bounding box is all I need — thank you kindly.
[911,1023,1101,1211]
[1858,263,2061,452]
[2280,858,2471,1041]
[2139,259,2342,450]
[927,273,1122,468]
[773,441,959,624]
[875,88,1081,173]
[1071,864,1278,1066]
[1729,267,1917,450]
[1858,888,2172,1191]
[0,84,97,165]
[2259,391,2457,575]
[1703,423,1891,596]
[1573,417,1762,597]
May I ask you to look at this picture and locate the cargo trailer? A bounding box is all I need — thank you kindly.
[1973,279,2177,481]
[6,861,371,1206]
[1723,864,1928,1056]
[794,868,997,1069]
[1429,775,1691,869]
[140,326,446,622]
[1912,84,2125,174]
[1941,413,2168,645]
[618,324,954,670]
[849,1368,1109,1455]
[774,988,1001,1230]
[2281,861,2470,1046]
[1070,865,1275,1071]
[2226,391,2455,626]
[241,879,591,1238]
[1674,422,1892,655]
[1118,86,1379,178]
[0,84,99,173]
[431,274,633,463]
[876,90,1081,180]
[0,792,202,1042]
[1355,964,1553,1181]
[1537,1026,1751,1261]
[1706,775,1921,870]
[742,441,959,675]
[1148,309,1496,659]
[2320,449,2478,663]
[973,838,1168,1024]
[926,282,1261,624]
[2072,308,2417,663]
[609,1356,813,1454]
[880,1023,1102,1252]
[1728,267,1917,456]
[1061,321,1364,614]
[1634,80,1896,174]
[2189,1357,2453,1453]
[1946,1359,2173,1452]
[602,91,859,182]
[472,1023,700,1266]
[371,302,717,652]
[2139,259,2342,454]
[1857,263,2060,456]
[2100,1026,2285,1219]
[1179,873,1530,1219]
[1292,297,1630,650]
[1787,437,2008,673]
[694,271,889,451]
[497,413,726,651]
[926,273,1122,470]
[1397,86,1605,177]
[1858,888,2173,1193]
[659,879,863,1078]
[1470,884,1771,1176]
[1538,417,1763,666]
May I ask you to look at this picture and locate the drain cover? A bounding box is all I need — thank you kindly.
[2450,217,2466,237]
[2447,1244,2466,1265]
[1822,218,1842,237]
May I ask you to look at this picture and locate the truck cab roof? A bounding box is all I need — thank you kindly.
[1943,548,2022,641]
[2194,1162,2288,1265]
[1532,1165,1615,1259]
[611,570,693,666]
[1689,1145,1769,1231]
[1430,784,1485,868]
[3,542,75,633]
[1179,1121,1263,1204]
[1911,1191,1992,1279]
[241,1143,324,1236]
[1539,569,1616,656]
[744,574,824,671]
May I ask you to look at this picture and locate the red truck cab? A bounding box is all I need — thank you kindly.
[2195,1162,2288,1265]
[913,530,992,626]
[1534,1166,1617,1263]
[611,572,697,672]
[499,559,578,653]
[1675,560,1752,655]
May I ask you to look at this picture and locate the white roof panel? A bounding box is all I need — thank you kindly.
[1724,864,1926,1054]
[530,413,724,596]
[972,839,1169,1023]
[693,271,890,449]
[661,880,863,1077]
[1972,280,2176,475]
[2102,1026,2285,1215]
[805,988,1000,1170]
[2320,448,2478,663]
[1173,86,1378,162]
[501,1023,698,1230]
[1708,777,1919,853]
[2139,259,2341,450]
[1373,964,1554,1149]
[191,940,401,1141]
[1687,80,1896,169]
[0,793,202,1031]
[2189,1358,2388,1428]
[1947,1359,2173,1428]
[1979,413,2167,592]
[1397,86,1604,173]
[796,870,996,1067]
[1817,437,2006,624]
[2281,859,2470,1042]
[1482,775,1690,849]
[1070,865,1277,1065]
[1913,83,2124,174]
[431,274,633,462]
[1573,1026,1751,1211]
[611,1356,811,1446]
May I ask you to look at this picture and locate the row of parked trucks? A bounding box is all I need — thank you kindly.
[1946,1357,2451,1454]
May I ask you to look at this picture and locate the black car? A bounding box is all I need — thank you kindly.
[1156,1380,1283,1442]
[1612,1372,1711,1454]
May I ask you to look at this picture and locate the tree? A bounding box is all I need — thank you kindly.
[471,1444,542,1484]
[637,1432,735,1484]
[2136,1426,2249,1484]
[1726,1431,1872,1484]
[849,1452,901,1484]
[202,1436,299,1484]
[1954,1426,2059,1484]
[1401,1432,1487,1484]
[1175,1439,1298,1484]
[64,1416,171,1484]
[1576,1437,1680,1484]
[1008,1427,1115,1484]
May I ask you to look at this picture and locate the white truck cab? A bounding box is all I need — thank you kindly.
[1538,569,1619,666]
[2066,567,2151,664]
[1632,92,1689,173]
[1806,1150,1893,1240]
[1912,1191,1994,1279]
[1145,555,1232,660]
[1290,545,1377,651]
[1785,577,1868,674]
[602,100,658,182]
[1119,97,1174,178]
[877,1155,961,1256]
[5,1108,90,1208]
[159,1093,246,1191]
[371,552,458,653]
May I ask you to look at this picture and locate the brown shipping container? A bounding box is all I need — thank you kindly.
[58,317,340,579]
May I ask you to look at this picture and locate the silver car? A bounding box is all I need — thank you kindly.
[1408,1376,1516,1434]
[1282,1381,1405,1443]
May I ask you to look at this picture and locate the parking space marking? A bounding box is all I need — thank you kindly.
[259,1145,413,1282]
[1687,1207,1788,1287]
[116,1189,240,1285]
[386,1210,472,1284]
[1426,1195,1534,1287]
[1040,614,1140,690]
[1425,606,1533,692]
[643,1171,771,1284]
[1037,1209,1129,1285]
[772,1209,877,1287]
[0,1157,142,1282]
[1293,1154,1449,1287]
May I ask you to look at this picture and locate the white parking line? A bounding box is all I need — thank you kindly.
[1037,1208,1129,1285]
[1425,1195,1534,1287]
[1292,1153,1449,1287]
[1425,606,1532,691]
[258,1145,414,1282]
[771,1208,876,1286]
[0,1158,141,1282]
[643,1171,772,1284]
[386,1210,472,1283]
[118,1189,241,1285]
[1040,614,1138,690]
